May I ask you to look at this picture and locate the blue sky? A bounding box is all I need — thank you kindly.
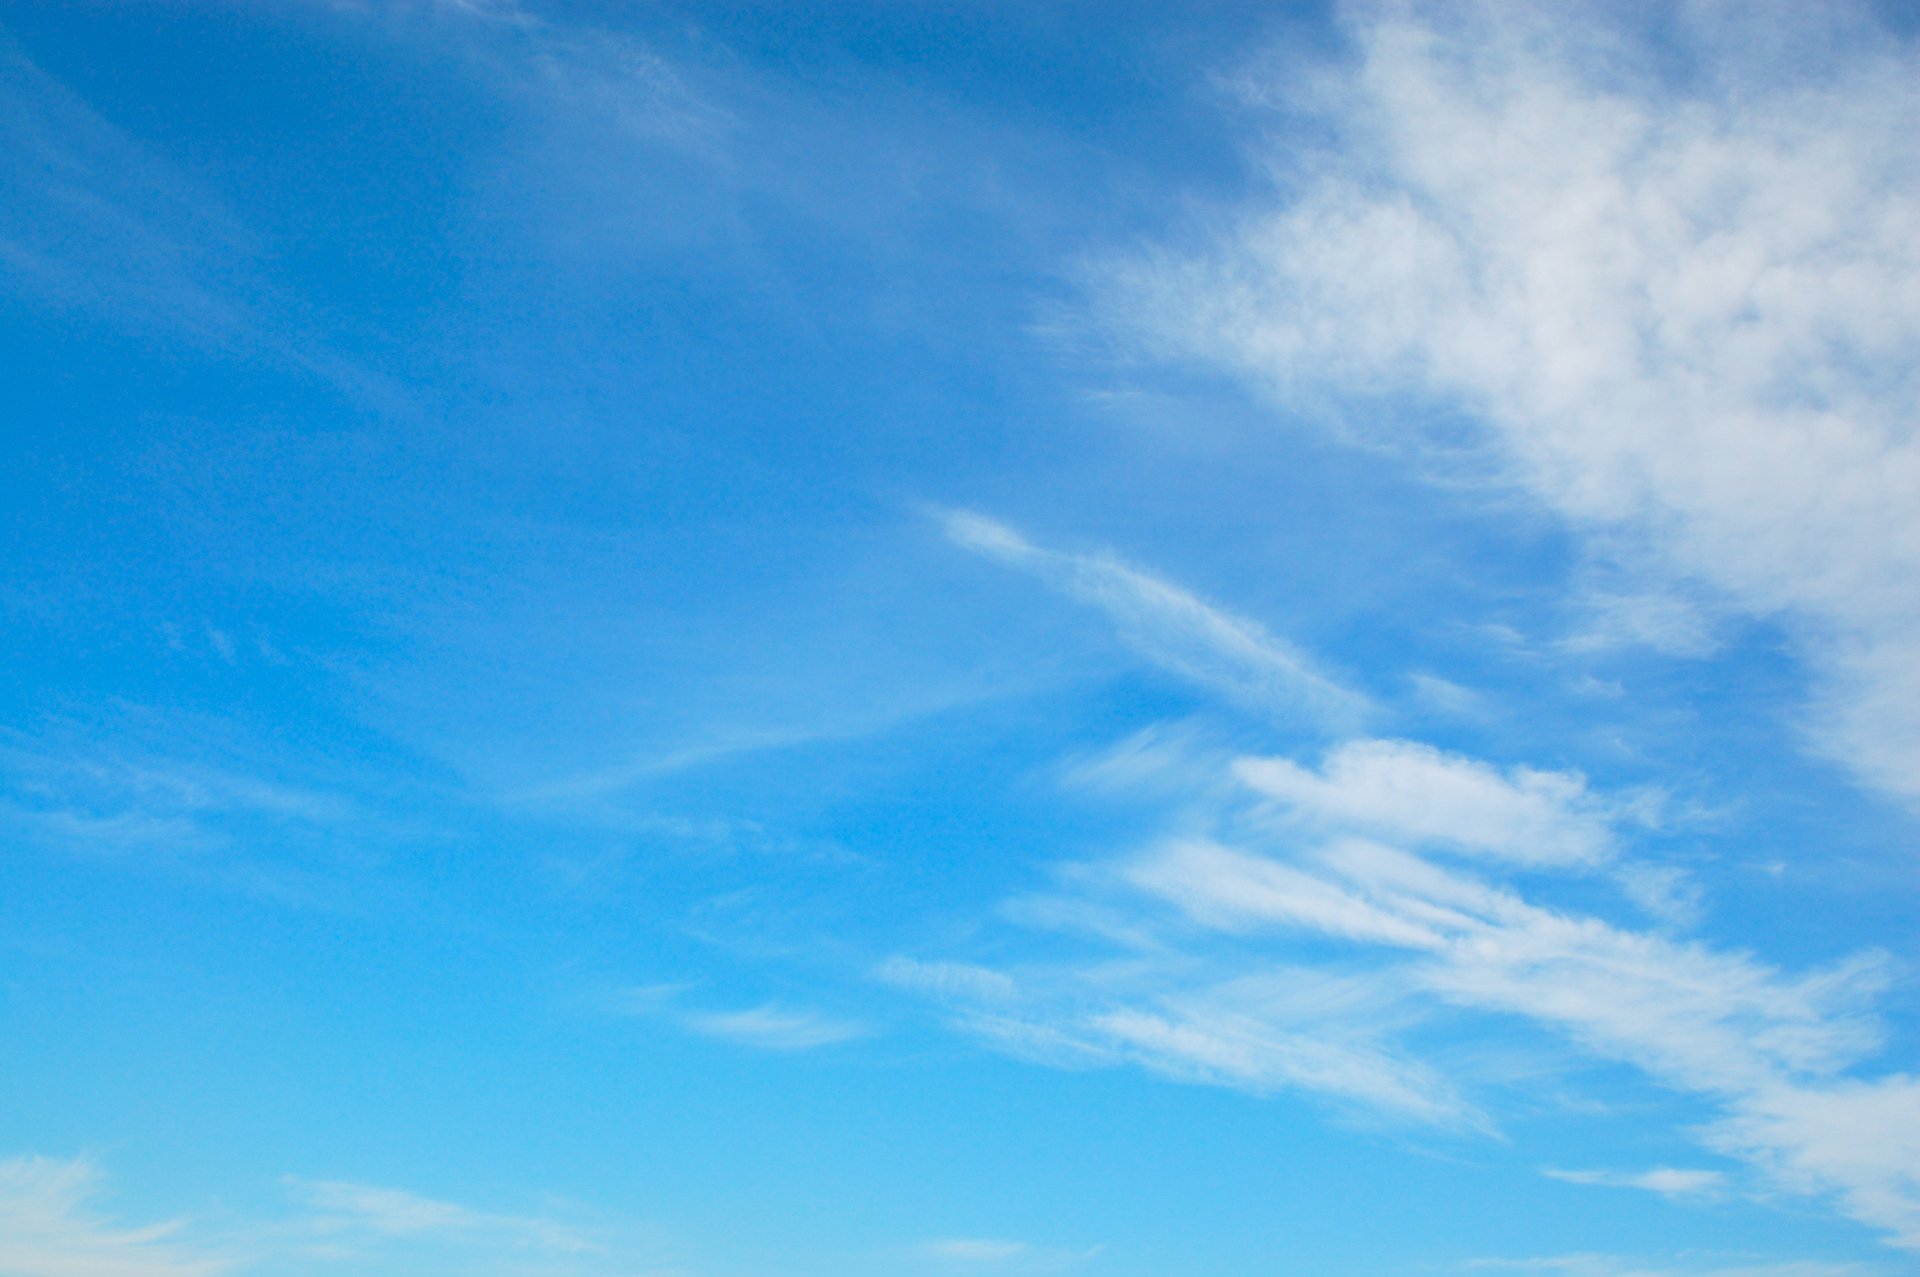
[2,2,1917,1274]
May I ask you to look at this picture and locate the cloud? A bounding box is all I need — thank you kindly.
[0,31,249,344]
[1079,996,1469,1125]
[1707,1076,1920,1251]
[921,1238,1030,1263]
[0,1156,226,1277]
[1093,0,1920,802]
[0,731,353,861]
[916,1236,1103,1272]
[1234,738,1619,865]
[1541,1166,1726,1198]
[897,721,1915,1243]
[1125,837,1448,948]
[1463,1258,1871,1277]
[603,982,871,1052]
[938,509,1367,729]
[1562,589,1722,659]
[290,1179,597,1254]
[416,0,733,153]
[876,957,1021,1004]
[680,1004,869,1052]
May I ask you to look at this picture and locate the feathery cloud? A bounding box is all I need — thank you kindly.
[939,509,1367,728]
[0,1156,225,1277]
[680,1004,870,1052]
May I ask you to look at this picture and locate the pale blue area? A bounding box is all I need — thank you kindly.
[1,4,1915,1276]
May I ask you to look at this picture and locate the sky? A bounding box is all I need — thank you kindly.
[1,1,1917,1274]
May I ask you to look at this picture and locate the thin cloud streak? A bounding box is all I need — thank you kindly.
[291,1179,597,1253]
[1540,1166,1727,1199]
[938,508,1368,729]
[680,1004,870,1052]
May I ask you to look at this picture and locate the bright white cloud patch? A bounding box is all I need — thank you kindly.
[1707,1076,1920,1251]
[1235,738,1617,865]
[1098,0,1920,801]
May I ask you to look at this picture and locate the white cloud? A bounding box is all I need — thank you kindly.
[1708,1076,1920,1251]
[0,731,353,861]
[1235,738,1618,865]
[1126,837,1448,948]
[915,1236,1103,1272]
[1082,999,1468,1125]
[0,1156,225,1277]
[1616,863,1706,928]
[291,1179,596,1254]
[1562,589,1722,659]
[1096,0,1920,802]
[1541,1166,1726,1198]
[877,956,1020,1004]
[938,509,1367,729]
[681,1004,869,1051]
[901,722,1915,1244]
[0,1156,673,1277]
[1463,1258,1870,1277]
[921,1238,1030,1263]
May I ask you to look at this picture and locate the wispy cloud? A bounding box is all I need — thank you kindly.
[0,31,249,346]
[894,715,1916,1243]
[0,31,406,410]
[408,0,734,153]
[1092,0,1920,803]
[0,1156,226,1277]
[0,1153,683,1277]
[291,1178,597,1253]
[680,1004,870,1052]
[1234,738,1620,866]
[938,509,1367,728]
[921,1238,1031,1263]
[1541,1166,1727,1199]
[0,730,353,861]
[604,980,872,1053]
[1463,1258,1873,1277]
[916,1236,1103,1272]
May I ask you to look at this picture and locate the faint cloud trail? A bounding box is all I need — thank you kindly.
[936,508,1369,730]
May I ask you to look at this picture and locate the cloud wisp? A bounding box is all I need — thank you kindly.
[0,1154,685,1277]
[291,1178,598,1254]
[1540,1166,1727,1199]
[916,1236,1103,1272]
[938,509,1368,730]
[607,983,870,1053]
[680,1004,871,1052]
[0,1156,226,1277]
